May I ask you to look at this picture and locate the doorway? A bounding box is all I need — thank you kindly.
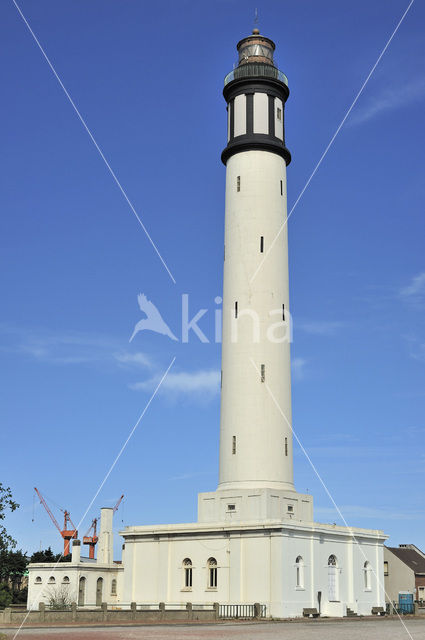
[78,577,86,606]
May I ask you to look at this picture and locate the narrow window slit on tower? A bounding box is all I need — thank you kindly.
[260,364,265,383]
[235,301,238,318]
[280,180,283,196]
[277,107,282,121]
[285,437,288,456]
[282,304,285,321]
[260,236,264,253]
[232,436,236,454]
[236,176,241,192]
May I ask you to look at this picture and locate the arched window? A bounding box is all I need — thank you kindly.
[48,576,55,584]
[63,576,70,584]
[35,576,42,584]
[111,578,117,595]
[78,577,86,606]
[328,555,338,602]
[363,561,371,590]
[207,557,217,589]
[295,556,304,588]
[183,558,192,589]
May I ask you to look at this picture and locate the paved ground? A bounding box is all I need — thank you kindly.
[0,618,423,640]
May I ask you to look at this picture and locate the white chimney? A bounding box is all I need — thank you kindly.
[97,508,114,564]
[71,539,81,563]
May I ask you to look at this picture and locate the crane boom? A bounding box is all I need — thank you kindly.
[113,494,124,513]
[34,487,77,556]
[34,487,62,535]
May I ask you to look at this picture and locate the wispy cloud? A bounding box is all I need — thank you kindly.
[400,272,425,302]
[115,352,153,368]
[14,332,116,366]
[130,369,220,398]
[349,77,425,126]
[297,320,344,336]
[406,338,425,364]
[0,325,154,370]
[292,357,307,380]
[315,504,423,522]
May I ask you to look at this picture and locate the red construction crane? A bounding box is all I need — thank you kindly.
[83,495,124,559]
[83,518,98,559]
[34,487,78,556]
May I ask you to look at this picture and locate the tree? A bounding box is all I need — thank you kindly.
[0,549,28,584]
[30,547,57,563]
[30,547,71,563]
[0,484,19,552]
[0,584,12,609]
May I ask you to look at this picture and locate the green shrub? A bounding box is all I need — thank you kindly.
[0,583,12,608]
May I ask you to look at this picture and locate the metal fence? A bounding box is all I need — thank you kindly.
[219,604,266,619]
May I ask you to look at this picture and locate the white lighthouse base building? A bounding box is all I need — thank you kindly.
[28,493,386,619]
[120,489,386,618]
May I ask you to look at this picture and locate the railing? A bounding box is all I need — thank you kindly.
[75,602,216,611]
[224,63,288,87]
[219,603,266,619]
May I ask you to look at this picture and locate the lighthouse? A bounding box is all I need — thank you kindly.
[119,30,385,620]
[197,30,313,523]
[219,29,293,492]
[28,28,387,620]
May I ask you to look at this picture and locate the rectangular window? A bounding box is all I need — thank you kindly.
[237,176,241,192]
[209,566,217,588]
[185,568,192,588]
[287,504,293,512]
[260,364,265,383]
[277,107,282,121]
[285,437,288,456]
[280,180,283,195]
[282,304,285,321]
[227,504,236,511]
[384,561,389,576]
[232,436,236,454]
[260,236,264,253]
[235,301,238,318]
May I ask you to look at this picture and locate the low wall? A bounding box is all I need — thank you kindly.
[0,602,219,625]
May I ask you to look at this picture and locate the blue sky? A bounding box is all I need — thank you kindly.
[1,0,424,558]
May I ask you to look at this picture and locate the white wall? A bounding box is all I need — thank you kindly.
[27,564,122,608]
[121,522,386,618]
[253,92,268,134]
[233,94,246,137]
[274,97,283,141]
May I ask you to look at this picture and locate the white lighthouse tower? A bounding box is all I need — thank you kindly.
[219,29,293,492]
[198,29,313,523]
